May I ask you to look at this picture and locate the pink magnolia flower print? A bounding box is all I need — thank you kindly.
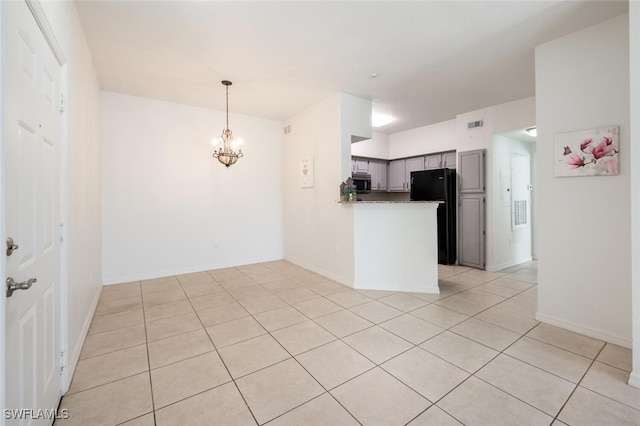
[566,155,585,168]
[593,157,619,174]
[555,126,619,176]
[580,138,592,151]
[591,139,614,159]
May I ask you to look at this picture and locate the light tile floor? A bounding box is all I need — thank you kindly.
[56,261,639,426]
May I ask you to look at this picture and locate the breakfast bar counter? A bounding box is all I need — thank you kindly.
[351,201,440,294]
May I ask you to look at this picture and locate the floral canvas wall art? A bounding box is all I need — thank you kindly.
[554,125,619,177]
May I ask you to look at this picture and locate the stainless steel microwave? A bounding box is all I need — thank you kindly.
[352,173,371,193]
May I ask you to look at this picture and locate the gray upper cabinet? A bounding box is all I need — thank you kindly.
[424,154,442,170]
[425,151,456,170]
[458,149,485,193]
[369,160,388,191]
[353,158,369,174]
[388,159,406,191]
[404,157,425,190]
[442,152,457,169]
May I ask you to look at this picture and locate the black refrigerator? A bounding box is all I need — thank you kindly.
[410,168,457,265]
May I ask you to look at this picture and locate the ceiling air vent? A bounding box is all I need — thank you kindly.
[284,124,292,135]
[467,120,483,129]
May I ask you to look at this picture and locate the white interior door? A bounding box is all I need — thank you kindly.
[510,152,532,262]
[4,1,63,423]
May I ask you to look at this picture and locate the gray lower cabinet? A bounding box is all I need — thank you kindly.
[458,194,485,269]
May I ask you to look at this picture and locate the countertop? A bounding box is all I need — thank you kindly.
[341,200,443,204]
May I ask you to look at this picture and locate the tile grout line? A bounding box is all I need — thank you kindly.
[180,270,262,426]
[139,280,157,425]
[379,265,541,423]
[228,271,351,424]
[550,343,608,423]
[426,283,603,424]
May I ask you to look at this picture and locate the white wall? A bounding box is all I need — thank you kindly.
[283,93,370,285]
[491,135,534,270]
[38,0,103,389]
[389,119,456,159]
[101,92,284,283]
[536,14,631,346]
[629,3,639,388]
[456,98,536,150]
[351,131,389,159]
[341,95,372,178]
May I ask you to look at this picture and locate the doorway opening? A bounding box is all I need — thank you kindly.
[491,127,536,270]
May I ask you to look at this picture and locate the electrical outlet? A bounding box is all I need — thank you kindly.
[213,240,219,248]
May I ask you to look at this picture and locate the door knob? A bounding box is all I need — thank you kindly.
[6,237,19,256]
[6,277,36,297]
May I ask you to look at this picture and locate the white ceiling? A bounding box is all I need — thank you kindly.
[75,1,628,134]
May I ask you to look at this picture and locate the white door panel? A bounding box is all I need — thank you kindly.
[5,1,63,423]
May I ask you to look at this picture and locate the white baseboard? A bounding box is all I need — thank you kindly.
[102,256,285,285]
[535,312,632,348]
[284,256,354,289]
[628,370,640,389]
[66,285,101,392]
[354,283,439,294]
[486,256,533,272]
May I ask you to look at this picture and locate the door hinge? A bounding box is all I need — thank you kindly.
[60,351,67,374]
[59,93,66,113]
[60,223,64,242]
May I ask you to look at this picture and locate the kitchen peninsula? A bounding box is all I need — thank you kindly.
[350,200,441,294]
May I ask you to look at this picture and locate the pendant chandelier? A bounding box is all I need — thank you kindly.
[213,80,243,167]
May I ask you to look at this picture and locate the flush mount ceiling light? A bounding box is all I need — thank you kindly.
[213,80,243,168]
[524,126,537,137]
[372,111,394,127]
